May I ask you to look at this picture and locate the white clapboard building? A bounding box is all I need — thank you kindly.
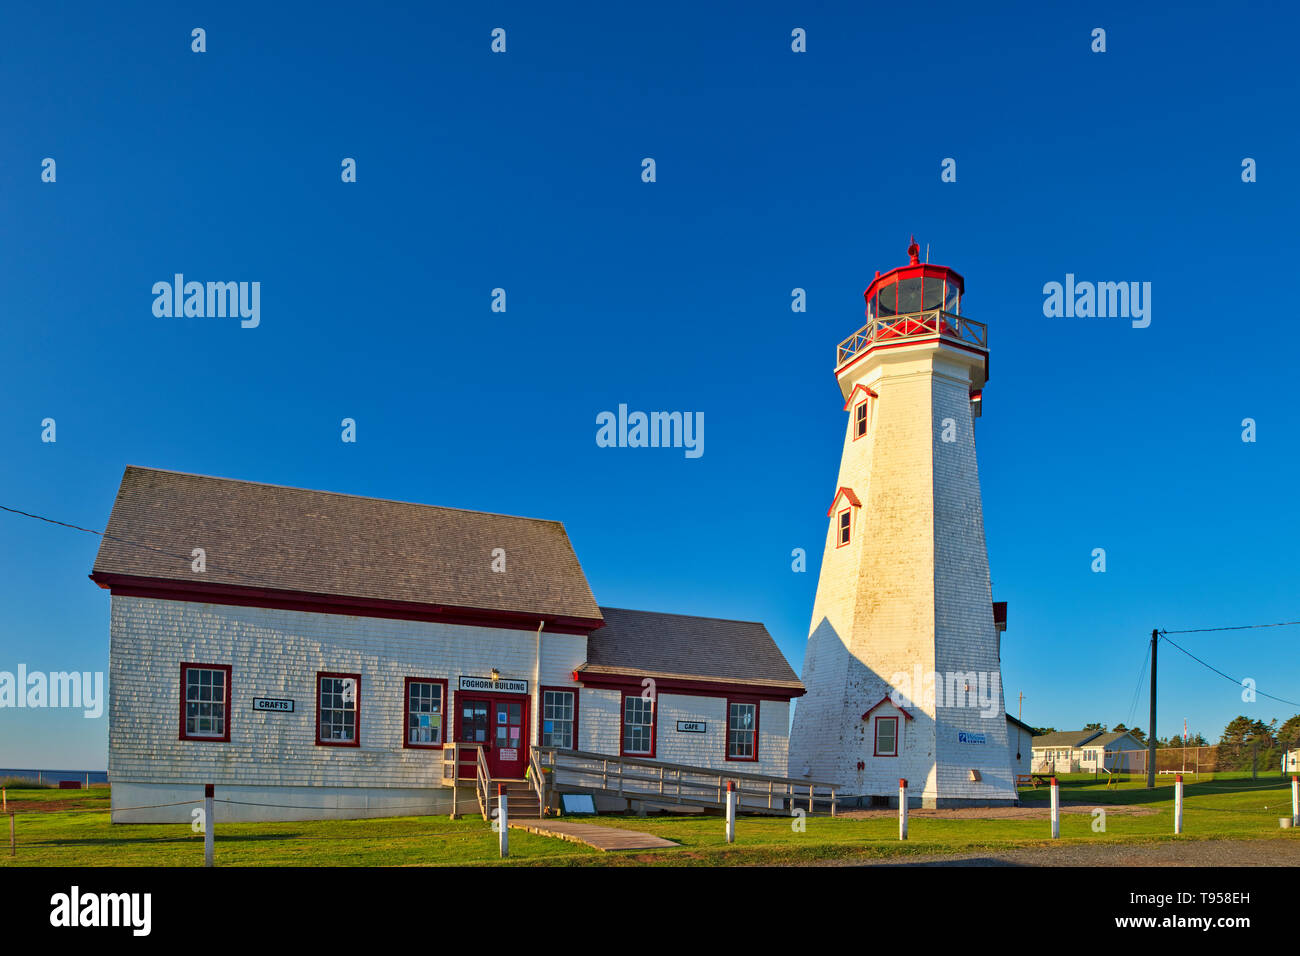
[92,467,805,821]
[789,241,1018,808]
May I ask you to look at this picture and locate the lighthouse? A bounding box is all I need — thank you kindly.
[789,240,1017,808]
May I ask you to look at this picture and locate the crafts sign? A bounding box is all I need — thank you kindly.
[253,697,295,713]
[457,675,528,695]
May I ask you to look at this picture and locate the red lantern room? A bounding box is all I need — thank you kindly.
[836,237,987,381]
[864,237,963,325]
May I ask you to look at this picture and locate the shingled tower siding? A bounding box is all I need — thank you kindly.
[789,262,1015,808]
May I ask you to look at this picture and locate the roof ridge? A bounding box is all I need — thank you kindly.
[121,465,567,527]
[598,606,764,626]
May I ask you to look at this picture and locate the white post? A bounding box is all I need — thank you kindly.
[203,784,214,867]
[898,779,908,840]
[1174,774,1183,834]
[498,784,509,858]
[725,781,736,844]
[1291,775,1297,828]
[1050,776,1059,839]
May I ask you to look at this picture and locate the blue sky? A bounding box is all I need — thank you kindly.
[2,0,1298,768]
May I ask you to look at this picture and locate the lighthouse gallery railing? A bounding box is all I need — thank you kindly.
[837,309,987,369]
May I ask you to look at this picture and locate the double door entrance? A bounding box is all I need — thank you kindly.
[458,695,529,778]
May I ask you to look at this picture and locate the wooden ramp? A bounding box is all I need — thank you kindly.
[509,819,679,852]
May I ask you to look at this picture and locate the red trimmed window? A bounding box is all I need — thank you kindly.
[622,693,655,756]
[726,699,758,761]
[874,716,899,757]
[837,507,852,547]
[541,687,579,750]
[179,662,231,742]
[403,677,447,748]
[316,672,360,747]
[854,400,869,439]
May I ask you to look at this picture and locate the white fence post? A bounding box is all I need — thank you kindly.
[498,784,509,858]
[1174,774,1184,834]
[898,779,908,840]
[203,784,214,867]
[1292,775,1297,829]
[725,781,736,844]
[1050,776,1059,839]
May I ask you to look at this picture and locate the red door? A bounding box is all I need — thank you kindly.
[458,698,491,779]
[489,697,528,778]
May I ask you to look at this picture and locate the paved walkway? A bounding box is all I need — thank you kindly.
[509,819,679,852]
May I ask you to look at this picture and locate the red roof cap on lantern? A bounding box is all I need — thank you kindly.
[863,236,965,309]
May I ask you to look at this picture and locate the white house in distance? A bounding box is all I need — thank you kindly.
[789,241,1017,808]
[91,466,805,822]
[1031,730,1144,773]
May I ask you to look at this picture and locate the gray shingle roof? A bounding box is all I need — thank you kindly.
[577,607,803,691]
[91,466,603,624]
[1090,731,1141,748]
[1031,730,1104,748]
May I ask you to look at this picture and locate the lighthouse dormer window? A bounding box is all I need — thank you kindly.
[837,508,852,547]
[854,400,869,439]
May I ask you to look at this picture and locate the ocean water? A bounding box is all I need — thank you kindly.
[0,768,108,784]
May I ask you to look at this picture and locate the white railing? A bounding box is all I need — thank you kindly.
[837,309,987,368]
[533,746,839,816]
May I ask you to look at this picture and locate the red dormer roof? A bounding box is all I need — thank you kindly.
[826,486,861,516]
[862,695,915,721]
[842,382,879,411]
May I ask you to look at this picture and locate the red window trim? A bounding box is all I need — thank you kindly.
[619,689,656,758]
[402,676,448,750]
[539,684,581,750]
[178,662,232,742]
[853,400,869,440]
[836,507,852,548]
[874,716,899,757]
[724,696,760,762]
[316,670,361,748]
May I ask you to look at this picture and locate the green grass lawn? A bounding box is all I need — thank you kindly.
[1,775,1294,867]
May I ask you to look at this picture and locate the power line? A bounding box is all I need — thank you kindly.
[0,503,273,587]
[1162,621,1300,634]
[1157,631,1300,709]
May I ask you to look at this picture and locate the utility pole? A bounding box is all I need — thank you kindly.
[1147,629,1158,789]
[1018,692,1024,721]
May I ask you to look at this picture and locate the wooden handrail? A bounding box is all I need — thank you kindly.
[532,746,839,815]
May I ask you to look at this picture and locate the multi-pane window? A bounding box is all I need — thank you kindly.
[405,679,444,747]
[854,401,868,439]
[542,689,577,749]
[727,701,757,760]
[838,508,852,547]
[181,664,229,741]
[623,695,654,755]
[875,716,898,756]
[317,673,360,746]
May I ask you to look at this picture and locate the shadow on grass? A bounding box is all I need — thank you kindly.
[22,832,307,848]
[1019,777,1289,808]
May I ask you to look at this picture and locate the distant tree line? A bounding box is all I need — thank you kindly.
[1037,715,1300,771]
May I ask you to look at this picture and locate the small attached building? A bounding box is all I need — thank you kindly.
[91,467,805,822]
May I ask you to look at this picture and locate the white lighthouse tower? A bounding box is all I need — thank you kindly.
[790,240,1016,808]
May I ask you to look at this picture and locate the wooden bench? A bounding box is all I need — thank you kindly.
[1016,773,1049,789]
